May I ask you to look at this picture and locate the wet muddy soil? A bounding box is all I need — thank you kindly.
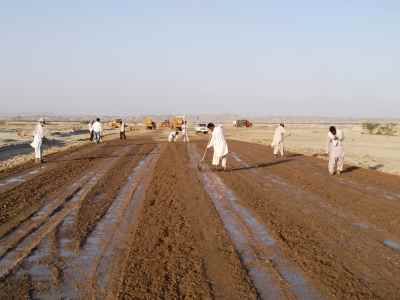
[119,143,257,300]
[1,136,399,300]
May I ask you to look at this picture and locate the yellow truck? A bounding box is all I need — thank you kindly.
[170,116,184,131]
[144,117,156,130]
[110,119,122,129]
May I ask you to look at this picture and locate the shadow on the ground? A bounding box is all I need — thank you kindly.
[229,159,293,172]
[288,153,303,158]
[341,166,361,174]
[101,142,159,148]
[368,164,384,171]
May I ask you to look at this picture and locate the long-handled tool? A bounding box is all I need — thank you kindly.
[197,147,208,171]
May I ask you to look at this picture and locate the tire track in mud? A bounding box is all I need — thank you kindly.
[202,142,400,299]
[119,143,257,300]
[74,144,153,246]
[229,141,400,237]
[0,144,129,280]
[0,137,154,298]
[0,140,122,237]
[228,141,400,254]
[188,144,322,300]
[0,165,48,194]
[229,151,400,252]
[35,146,161,299]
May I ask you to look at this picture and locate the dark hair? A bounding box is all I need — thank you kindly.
[207,123,215,129]
[175,131,179,135]
[329,126,337,135]
[96,118,100,122]
[280,123,285,127]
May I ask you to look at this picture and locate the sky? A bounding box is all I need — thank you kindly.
[0,0,399,117]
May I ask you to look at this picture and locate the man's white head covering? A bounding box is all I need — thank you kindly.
[38,117,45,123]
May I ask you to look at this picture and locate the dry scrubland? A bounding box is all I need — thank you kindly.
[224,122,400,175]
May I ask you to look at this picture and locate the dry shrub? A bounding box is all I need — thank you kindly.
[363,122,398,136]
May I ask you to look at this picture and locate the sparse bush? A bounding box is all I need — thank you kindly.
[362,123,380,134]
[363,122,398,136]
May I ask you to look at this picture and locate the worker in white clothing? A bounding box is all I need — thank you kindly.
[327,126,345,175]
[92,118,103,144]
[204,123,229,170]
[88,120,94,141]
[271,123,288,158]
[120,120,127,140]
[181,120,189,142]
[168,131,179,142]
[30,118,46,163]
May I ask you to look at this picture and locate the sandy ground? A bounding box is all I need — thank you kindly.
[0,121,146,173]
[223,123,400,175]
[0,132,399,299]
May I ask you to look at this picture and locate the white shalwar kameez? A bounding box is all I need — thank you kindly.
[168,132,177,142]
[207,126,229,168]
[31,123,45,160]
[92,121,103,143]
[271,125,286,156]
[327,130,345,175]
[181,123,189,142]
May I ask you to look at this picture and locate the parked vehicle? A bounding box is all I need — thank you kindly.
[195,123,208,134]
[160,120,170,128]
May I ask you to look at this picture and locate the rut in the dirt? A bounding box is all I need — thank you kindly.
[119,143,257,300]
[204,140,400,300]
[0,140,122,237]
[1,136,400,300]
[0,137,158,299]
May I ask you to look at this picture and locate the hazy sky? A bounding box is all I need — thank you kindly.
[0,1,399,117]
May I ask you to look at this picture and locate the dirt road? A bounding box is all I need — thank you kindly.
[0,134,399,299]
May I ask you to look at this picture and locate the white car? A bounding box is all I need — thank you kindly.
[195,123,208,134]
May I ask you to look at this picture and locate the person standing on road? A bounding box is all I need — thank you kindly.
[181,120,189,142]
[120,120,127,140]
[327,126,345,175]
[271,123,288,158]
[168,131,179,142]
[88,120,94,141]
[204,123,229,171]
[92,118,103,144]
[30,118,46,163]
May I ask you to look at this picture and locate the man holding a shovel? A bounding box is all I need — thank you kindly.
[201,123,229,171]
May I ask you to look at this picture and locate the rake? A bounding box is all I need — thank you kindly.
[197,147,208,171]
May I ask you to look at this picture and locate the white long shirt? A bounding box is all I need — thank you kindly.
[181,123,188,133]
[31,124,45,148]
[120,122,126,132]
[92,121,102,133]
[327,130,344,156]
[33,124,45,140]
[168,132,177,142]
[207,126,228,157]
[271,125,286,146]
